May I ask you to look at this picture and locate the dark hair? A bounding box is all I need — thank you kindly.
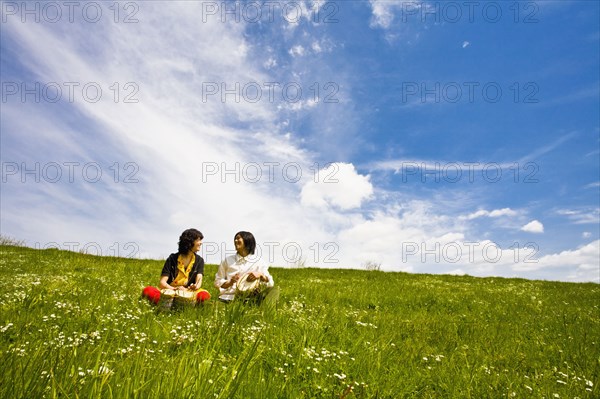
[178,228,203,254]
[235,231,256,255]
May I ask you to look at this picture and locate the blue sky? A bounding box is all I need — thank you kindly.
[1,0,598,282]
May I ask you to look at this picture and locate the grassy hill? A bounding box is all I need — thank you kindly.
[0,245,598,398]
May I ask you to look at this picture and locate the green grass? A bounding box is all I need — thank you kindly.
[0,245,598,398]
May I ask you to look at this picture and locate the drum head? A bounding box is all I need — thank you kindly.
[236,273,260,293]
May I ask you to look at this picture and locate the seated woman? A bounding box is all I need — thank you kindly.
[214,231,275,303]
[142,228,211,306]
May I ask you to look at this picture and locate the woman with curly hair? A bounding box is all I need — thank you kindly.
[142,228,211,306]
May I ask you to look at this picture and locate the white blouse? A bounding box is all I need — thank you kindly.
[214,253,274,301]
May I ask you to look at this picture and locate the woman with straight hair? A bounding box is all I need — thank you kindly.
[214,231,274,302]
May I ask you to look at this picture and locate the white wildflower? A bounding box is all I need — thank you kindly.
[97,366,112,376]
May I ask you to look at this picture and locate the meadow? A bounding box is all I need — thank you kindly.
[0,244,598,398]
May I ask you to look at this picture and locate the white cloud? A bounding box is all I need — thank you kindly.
[489,208,517,217]
[300,163,373,210]
[281,98,318,111]
[557,208,600,224]
[368,0,396,29]
[330,207,597,282]
[263,57,277,69]
[2,2,597,284]
[1,4,367,270]
[512,240,600,282]
[521,220,544,233]
[368,0,407,29]
[333,203,457,271]
[303,39,335,55]
[465,208,518,220]
[1,3,319,255]
[582,232,592,239]
[330,204,599,281]
[289,45,305,57]
[368,159,516,174]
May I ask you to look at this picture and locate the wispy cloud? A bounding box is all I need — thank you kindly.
[556,208,600,225]
[463,208,518,220]
[367,159,517,173]
[512,240,600,283]
[584,182,600,189]
[534,85,600,108]
[368,0,404,30]
[2,2,597,283]
[515,132,578,164]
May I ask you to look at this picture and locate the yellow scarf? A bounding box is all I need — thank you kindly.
[171,253,195,287]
